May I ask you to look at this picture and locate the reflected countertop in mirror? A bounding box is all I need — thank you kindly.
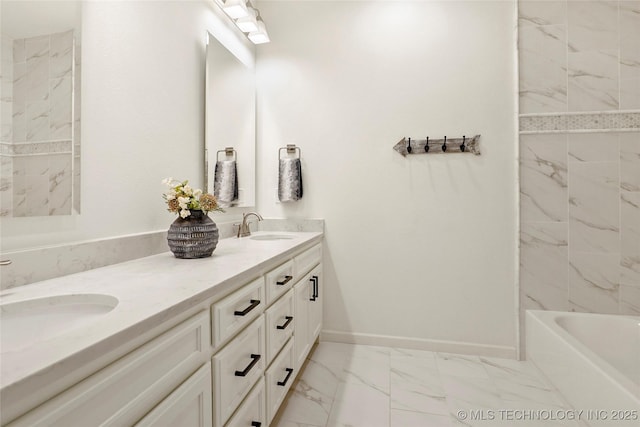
[205,31,256,209]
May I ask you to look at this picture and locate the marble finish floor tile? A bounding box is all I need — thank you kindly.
[436,353,490,380]
[341,345,390,395]
[273,343,580,427]
[390,356,448,415]
[391,409,453,427]
[326,381,390,427]
[275,358,340,426]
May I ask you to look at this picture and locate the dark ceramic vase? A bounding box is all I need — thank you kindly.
[167,210,219,259]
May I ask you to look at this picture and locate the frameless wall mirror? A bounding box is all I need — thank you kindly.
[0,0,81,217]
[205,31,255,208]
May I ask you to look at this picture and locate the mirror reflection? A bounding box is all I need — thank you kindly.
[205,31,255,208]
[0,0,81,217]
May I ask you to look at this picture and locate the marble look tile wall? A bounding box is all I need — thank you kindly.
[520,132,640,317]
[1,35,13,143]
[519,1,640,333]
[13,31,74,143]
[10,151,73,216]
[0,31,76,217]
[0,154,12,217]
[73,46,81,213]
[519,0,640,113]
[1,35,14,216]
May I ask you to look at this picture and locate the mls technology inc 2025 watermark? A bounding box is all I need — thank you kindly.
[455,409,638,423]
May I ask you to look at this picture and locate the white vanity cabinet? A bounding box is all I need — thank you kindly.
[307,264,323,345]
[213,315,266,427]
[264,289,294,365]
[265,338,295,423]
[293,244,323,371]
[212,276,265,348]
[218,242,322,426]
[225,377,266,427]
[265,259,294,305]
[7,311,210,427]
[135,362,213,427]
[293,268,323,371]
[2,233,323,427]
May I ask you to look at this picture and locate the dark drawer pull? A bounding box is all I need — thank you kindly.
[277,367,294,386]
[234,299,260,316]
[276,316,293,330]
[313,275,319,299]
[276,275,293,286]
[251,422,261,427]
[235,354,261,377]
[310,276,318,301]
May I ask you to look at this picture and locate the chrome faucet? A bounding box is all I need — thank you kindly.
[237,212,263,237]
[0,260,11,266]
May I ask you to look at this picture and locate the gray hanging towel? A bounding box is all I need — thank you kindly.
[213,160,238,207]
[278,158,303,202]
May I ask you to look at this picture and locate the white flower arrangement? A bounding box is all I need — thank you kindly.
[162,177,224,218]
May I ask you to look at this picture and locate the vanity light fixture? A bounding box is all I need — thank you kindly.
[222,0,249,19]
[216,0,270,44]
[236,7,259,33]
[247,15,269,44]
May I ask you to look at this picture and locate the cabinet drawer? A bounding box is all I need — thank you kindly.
[213,315,265,427]
[212,276,265,348]
[265,338,295,424]
[265,289,294,365]
[294,243,322,278]
[265,259,294,305]
[9,311,209,427]
[225,377,266,427]
[135,362,212,427]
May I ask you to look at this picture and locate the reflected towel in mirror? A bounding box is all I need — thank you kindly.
[214,160,238,207]
[278,158,303,202]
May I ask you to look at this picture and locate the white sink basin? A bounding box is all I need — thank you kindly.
[250,234,295,241]
[0,294,118,352]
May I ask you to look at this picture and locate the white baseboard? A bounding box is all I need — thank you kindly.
[320,330,517,359]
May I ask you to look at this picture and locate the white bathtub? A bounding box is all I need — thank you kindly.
[526,310,640,427]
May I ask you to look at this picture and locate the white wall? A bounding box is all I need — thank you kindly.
[256,1,519,354]
[0,0,253,251]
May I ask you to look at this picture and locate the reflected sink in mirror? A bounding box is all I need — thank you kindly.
[250,235,295,241]
[0,294,118,352]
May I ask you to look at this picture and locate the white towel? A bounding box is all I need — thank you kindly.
[214,160,238,207]
[278,158,303,202]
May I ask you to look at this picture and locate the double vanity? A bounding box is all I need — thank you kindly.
[0,231,323,426]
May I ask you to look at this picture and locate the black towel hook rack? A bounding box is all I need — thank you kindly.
[392,134,481,157]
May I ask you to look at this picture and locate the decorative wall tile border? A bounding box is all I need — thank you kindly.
[0,140,73,156]
[520,111,640,134]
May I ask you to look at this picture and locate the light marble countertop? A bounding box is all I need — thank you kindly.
[0,231,322,403]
